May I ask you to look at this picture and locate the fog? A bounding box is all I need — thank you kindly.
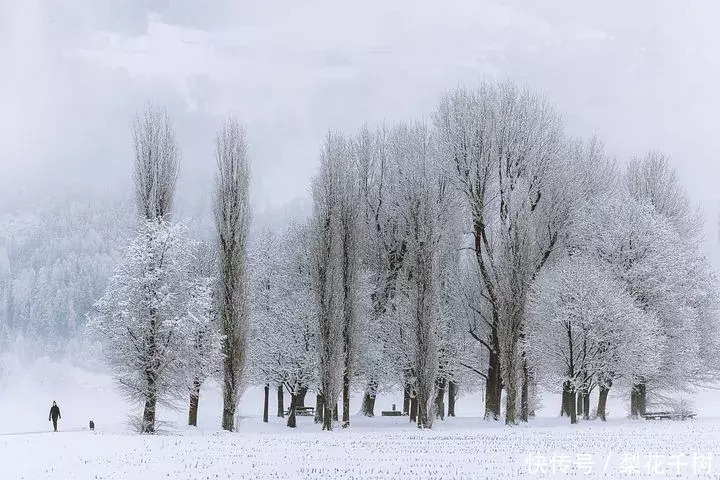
[1,0,719,260]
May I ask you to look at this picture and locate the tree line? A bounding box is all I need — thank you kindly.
[86,80,719,433]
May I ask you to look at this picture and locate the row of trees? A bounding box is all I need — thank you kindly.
[251,82,718,429]
[87,80,718,433]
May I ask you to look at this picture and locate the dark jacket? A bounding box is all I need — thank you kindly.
[49,405,61,421]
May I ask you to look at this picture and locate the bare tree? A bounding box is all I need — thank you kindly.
[133,105,179,221]
[214,117,251,432]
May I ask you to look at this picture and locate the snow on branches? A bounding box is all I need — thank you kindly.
[88,220,221,433]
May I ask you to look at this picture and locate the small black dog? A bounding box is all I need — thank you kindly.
[89,420,95,431]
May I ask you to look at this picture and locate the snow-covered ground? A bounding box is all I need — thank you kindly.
[2,356,720,479]
[3,416,720,479]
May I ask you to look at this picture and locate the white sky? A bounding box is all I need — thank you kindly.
[1,0,719,260]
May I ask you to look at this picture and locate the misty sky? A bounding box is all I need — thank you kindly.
[1,1,719,260]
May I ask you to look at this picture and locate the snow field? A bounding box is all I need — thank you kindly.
[3,417,720,479]
[3,358,720,479]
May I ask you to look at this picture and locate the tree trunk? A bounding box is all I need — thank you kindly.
[361,379,378,417]
[221,380,236,432]
[142,396,156,434]
[314,394,324,424]
[630,383,646,418]
[342,371,350,428]
[340,207,355,429]
[520,361,529,422]
[435,378,446,421]
[143,365,158,433]
[583,391,590,420]
[332,403,339,421]
[410,396,418,423]
[188,377,201,427]
[638,383,646,416]
[277,384,284,418]
[262,384,269,423]
[597,385,610,421]
[484,343,502,420]
[403,386,411,415]
[287,394,297,428]
[221,340,240,432]
[504,363,517,425]
[417,392,429,428]
[505,386,517,425]
[562,382,577,424]
[296,386,308,407]
[576,391,583,417]
[528,375,536,418]
[448,381,457,417]
[322,402,333,431]
[143,324,158,434]
[561,381,571,421]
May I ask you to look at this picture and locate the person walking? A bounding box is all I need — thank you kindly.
[48,401,61,432]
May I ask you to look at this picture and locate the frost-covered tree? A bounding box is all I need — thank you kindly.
[434,82,565,424]
[88,105,187,433]
[89,221,217,433]
[248,222,318,428]
[526,255,661,424]
[354,126,407,416]
[133,105,179,221]
[214,117,251,432]
[310,132,347,431]
[186,242,223,427]
[623,155,718,414]
[338,143,363,428]
[569,192,714,417]
[278,222,320,427]
[247,227,286,419]
[385,123,456,429]
[626,151,702,238]
[434,224,467,420]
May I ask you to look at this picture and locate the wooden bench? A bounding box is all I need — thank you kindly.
[381,410,403,416]
[285,406,315,416]
[642,411,696,420]
[381,405,403,416]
